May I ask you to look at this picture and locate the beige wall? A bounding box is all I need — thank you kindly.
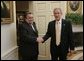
[82,1,83,14]
[1,1,18,60]
[29,1,67,60]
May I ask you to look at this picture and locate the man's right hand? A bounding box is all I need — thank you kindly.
[36,37,44,43]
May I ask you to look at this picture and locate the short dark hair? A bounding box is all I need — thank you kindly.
[24,12,32,18]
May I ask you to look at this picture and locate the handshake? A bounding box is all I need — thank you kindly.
[36,37,44,43]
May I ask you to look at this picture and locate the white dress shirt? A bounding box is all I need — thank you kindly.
[55,19,62,46]
[31,24,35,32]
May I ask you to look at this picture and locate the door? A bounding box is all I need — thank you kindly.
[29,1,67,60]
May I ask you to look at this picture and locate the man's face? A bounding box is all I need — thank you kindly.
[26,14,33,22]
[53,9,62,21]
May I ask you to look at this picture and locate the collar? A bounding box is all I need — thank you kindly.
[56,18,62,24]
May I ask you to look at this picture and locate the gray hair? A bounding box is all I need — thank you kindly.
[53,8,62,14]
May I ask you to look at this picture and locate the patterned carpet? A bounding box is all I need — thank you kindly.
[67,50,83,60]
[78,56,83,60]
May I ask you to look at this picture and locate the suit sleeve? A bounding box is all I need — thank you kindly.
[68,21,75,50]
[19,23,37,43]
[42,22,51,43]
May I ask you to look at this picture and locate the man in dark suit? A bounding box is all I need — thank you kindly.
[38,8,75,60]
[18,12,39,60]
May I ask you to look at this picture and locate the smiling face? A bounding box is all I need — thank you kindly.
[53,8,62,21]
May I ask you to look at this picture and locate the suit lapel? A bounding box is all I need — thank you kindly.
[61,19,66,40]
[25,21,38,35]
[61,19,66,32]
[53,20,56,33]
[32,22,38,34]
[24,21,37,33]
[53,20,56,40]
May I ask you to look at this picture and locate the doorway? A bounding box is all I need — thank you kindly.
[16,1,29,60]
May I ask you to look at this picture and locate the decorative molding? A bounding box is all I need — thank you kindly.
[72,25,83,32]
[1,46,18,59]
[75,46,83,51]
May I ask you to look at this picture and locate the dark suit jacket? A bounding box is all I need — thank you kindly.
[43,19,74,55]
[18,21,39,57]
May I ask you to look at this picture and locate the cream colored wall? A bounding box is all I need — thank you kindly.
[1,1,18,60]
[29,1,67,60]
[82,1,83,14]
